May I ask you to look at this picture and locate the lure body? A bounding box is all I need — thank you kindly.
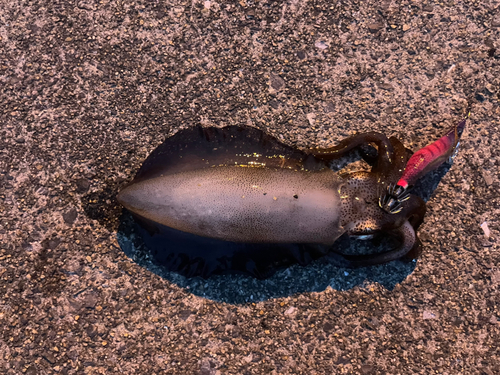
[380,118,466,214]
[397,119,466,189]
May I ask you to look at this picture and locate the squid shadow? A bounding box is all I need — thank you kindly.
[111,160,453,305]
[116,211,418,304]
[83,159,452,305]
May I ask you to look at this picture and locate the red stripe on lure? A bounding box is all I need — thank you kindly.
[396,118,466,189]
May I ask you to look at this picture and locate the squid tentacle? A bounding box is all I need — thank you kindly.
[378,136,411,182]
[328,220,417,268]
[310,132,395,172]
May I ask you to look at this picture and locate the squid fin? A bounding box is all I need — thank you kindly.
[131,126,328,184]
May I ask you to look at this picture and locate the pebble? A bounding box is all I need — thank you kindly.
[367,22,384,32]
[284,306,296,315]
[482,170,493,186]
[423,311,437,320]
[481,222,490,238]
[269,73,285,91]
[378,83,393,90]
[315,41,328,50]
[63,208,78,224]
[75,178,91,193]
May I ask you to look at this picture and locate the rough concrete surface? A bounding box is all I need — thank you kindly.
[1,0,499,374]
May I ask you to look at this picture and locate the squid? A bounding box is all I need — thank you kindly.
[117,118,466,278]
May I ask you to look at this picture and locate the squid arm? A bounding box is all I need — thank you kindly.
[328,220,418,268]
[310,132,395,172]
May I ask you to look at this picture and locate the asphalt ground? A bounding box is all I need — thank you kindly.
[1,1,499,374]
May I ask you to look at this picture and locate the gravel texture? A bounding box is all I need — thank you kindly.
[1,0,499,374]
